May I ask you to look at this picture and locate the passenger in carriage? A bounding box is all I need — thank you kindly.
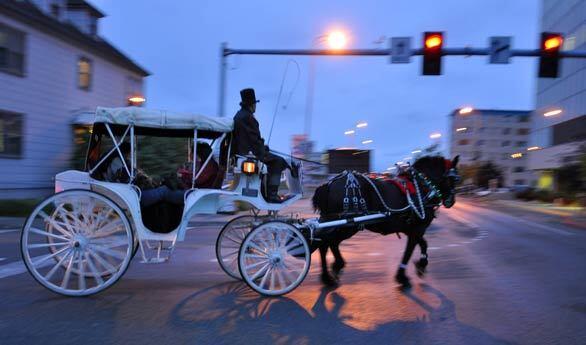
[233,88,290,203]
[102,142,185,207]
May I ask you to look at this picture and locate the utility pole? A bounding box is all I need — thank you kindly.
[218,42,228,117]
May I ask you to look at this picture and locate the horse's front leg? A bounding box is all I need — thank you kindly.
[396,235,417,288]
[330,242,345,279]
[415,237,429,277]
[319,245,337,286]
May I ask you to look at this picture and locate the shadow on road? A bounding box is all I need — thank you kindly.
[170,282,515,345]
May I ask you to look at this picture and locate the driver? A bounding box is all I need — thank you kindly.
[233,88,289,203]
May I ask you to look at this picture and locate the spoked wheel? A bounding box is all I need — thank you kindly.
[21,190,134,296]
[238,221,310,296]
[216,215,259,280]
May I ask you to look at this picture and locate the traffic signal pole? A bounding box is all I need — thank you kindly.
[217,42,586,116]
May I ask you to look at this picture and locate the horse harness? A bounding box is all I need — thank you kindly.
[331,168,445,223]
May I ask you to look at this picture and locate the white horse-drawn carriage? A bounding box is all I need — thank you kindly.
[20,107,317,297]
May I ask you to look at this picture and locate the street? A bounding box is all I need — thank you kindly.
[0,198,585,345]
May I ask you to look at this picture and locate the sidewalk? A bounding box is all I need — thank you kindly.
[479,198,586,230]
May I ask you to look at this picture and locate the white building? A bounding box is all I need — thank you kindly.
[527,0,586,190]
[449,108,534,187]
[0,0,149,198]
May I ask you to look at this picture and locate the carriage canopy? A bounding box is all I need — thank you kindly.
[95,107,234,133]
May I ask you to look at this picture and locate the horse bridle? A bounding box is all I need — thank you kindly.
[410,167,460,206]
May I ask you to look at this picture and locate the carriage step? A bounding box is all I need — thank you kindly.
[138,240,175,264]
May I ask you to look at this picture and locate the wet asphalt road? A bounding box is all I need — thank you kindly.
[0,198,585,345]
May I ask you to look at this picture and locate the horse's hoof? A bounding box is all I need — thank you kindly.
[321,273,339,287]
[395,272,411,288]
[415,258,428,277]
[332,262,345,278]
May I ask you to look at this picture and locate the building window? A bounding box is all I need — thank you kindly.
[519,116,530,123]
[517,128,530,135]
[503,128,511,135]
[78,57,92,90]
[458,139,469,145]
[0,23,26,76]
[0,110,23,158]
[502,141,510,147]
[514,167,525,173]
[51,4,61,18]
[516,141,527,147]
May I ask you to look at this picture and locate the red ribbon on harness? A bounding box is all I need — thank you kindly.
[444,159,452,171]
[384,175,417,195]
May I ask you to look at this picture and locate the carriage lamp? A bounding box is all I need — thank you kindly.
[242,159,257,175]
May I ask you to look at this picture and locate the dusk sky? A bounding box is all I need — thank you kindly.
[91,0,540,170]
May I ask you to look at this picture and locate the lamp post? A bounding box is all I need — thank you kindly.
[305,30,349,139]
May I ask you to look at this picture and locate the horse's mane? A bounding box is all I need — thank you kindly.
[412,155,446,177]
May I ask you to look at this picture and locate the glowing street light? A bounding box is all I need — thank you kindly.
[361,139,373,145]
[544,109,562,117]
[527,146,541,151]
[459,107,473,115]
[344,129,355,135]
[411,149,422,154]
[327,30,348,50]
[356,121,368,128]
[511,152,523,159]
[456,127,467,132]
[429,132,442,139]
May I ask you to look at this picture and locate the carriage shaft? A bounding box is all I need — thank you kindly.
[315,213,388,229]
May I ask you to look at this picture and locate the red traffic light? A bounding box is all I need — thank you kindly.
[543,35,563,50]
[422,32,443,75]
[425,34,443,49]
[539,32,563,78]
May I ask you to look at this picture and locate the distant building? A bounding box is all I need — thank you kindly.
[527,0,586,191]
[327,148,370,174]
[449,108,533,187]
[0,0,149,198]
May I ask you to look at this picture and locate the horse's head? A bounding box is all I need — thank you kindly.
[412,155,461,208]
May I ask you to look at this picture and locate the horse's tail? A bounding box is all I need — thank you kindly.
[312,183,329,214]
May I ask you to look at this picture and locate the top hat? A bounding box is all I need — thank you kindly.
[240,88,260,106]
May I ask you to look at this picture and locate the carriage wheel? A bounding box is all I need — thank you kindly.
[21,190,134,296]
[238,221,310,296]
[216,215,258,280]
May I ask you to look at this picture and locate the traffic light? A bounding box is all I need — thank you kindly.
[539,32,563,78]
[422,32,443,75]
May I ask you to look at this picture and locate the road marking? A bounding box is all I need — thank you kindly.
[443,211,480,230]
[447,244,461,247]
[0,254,52,279]
[0,229,20,234]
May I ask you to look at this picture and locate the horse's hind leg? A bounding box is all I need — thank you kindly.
[330,242,345,278]
[319,245,337,287]
[395,235,417,288]
[415,237,429,277]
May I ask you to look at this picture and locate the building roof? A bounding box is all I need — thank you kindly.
[67,0,105,18]
[449,109,532,116]
[0,0,149,77]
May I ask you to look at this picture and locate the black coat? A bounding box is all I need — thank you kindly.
[233,107,266,159]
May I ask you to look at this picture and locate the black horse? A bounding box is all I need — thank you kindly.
[311,155,460,288]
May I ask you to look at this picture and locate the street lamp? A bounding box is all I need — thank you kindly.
[459,107,474,115]
[344,130,355,135]
[362,139,373,145]
[327,30,348,50]
[356,121,368,128]
[305,29,350,140]
[544,109,562,117]
[429,132,442,139]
